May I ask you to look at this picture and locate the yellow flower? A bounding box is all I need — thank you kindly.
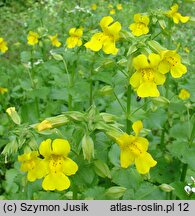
[116,121,157,174]
[110,9,115,15]
[27,31,39,46]
[66,27,83,48]
[117,4,123,10]
[18,151,46,182]
[37,120,52,132]
[39,139,78,191]
[0,87,8,94]
[178,89,190,100]
[166,4,190,24]
[130,53,166,97]
[158,50,187,78]
[85,16,121,55]
[0,37,8,53]
[129,14,150,36]
[49,34,61,47]
[91,3,97,10]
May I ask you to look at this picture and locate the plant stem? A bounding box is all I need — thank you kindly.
[180,163,188,182]
[126,85,131,134]
[89,68,93,106]
[113,90,126,113]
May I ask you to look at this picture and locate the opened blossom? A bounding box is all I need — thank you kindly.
[27,31,39,46]
[18,151,45,182]
[84,16,121,55]
[49,34,61,47]
[129,14,150,36]
[0,37,8,53]
[39,139,78,191]
[116,121,157,174]
[130,53,166,97]
[178,89,190,100]
[0,87,8,94]
[66,27,83,48]
[158,50,187,78]
[166,4,190,24]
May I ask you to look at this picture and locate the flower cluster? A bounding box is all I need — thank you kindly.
[18,139,78,191]
[116,121,157,174]
[130,50,187,98]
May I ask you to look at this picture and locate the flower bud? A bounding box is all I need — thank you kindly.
[159,184,175,192]
[94,160,111,178]
[148,40,166,53]
[81,134,94,161]
[50,52,64,61]
[105,186,127,199]
[99,85,113,96]
[6,107,21,125]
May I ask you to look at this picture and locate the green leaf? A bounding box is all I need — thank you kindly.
[83,186,106,200]
[171,182,190,200]
[111,167,142,190]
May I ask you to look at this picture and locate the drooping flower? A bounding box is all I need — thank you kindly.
[27,31,39,46]
[49,34,61,47]
[165,4,190,24]
[117,4,123,10]
[158,50,187,78]
[39,139,78,191]
[84,16,121,55]
[178,89,190,100]
[130,53,166,97]
[129,14,150,36]
[0,87,8,94]
[66,27,83,48]
[116,121,157,174]
[91,3,97,11]
[18,151,46,182]
[0,37,8,53]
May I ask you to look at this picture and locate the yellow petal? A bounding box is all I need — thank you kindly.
[63,158,78,176]
[66,37,78,48]
[141,15,150,26]
[171,4,179,13]
[136,137,149,152]
[135,152,157,174]
[179,14,190,23]
[133,54,149,70]
[130,72,142,89]
[107,21,121,39]
[148,53,160,67]
[154,72,166,85]
[27,168,38,182]
[120,149,135,168]
[52,139,70,156]
[132,120,143,136]
[42,173,70,191]
[39,139,52,157]
[75,28,83,37]
[100,16,113,31]
[137,82,160,97]
[116,133,135,149]
[69,28,76,35]
[158,60,170,74]
[173,14,180,24]
[134,13,141,23]
[170,64,187,78]
[102,38,118,55]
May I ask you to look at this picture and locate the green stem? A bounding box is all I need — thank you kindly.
[113,90,126,113]
[180,163,188,182]
[89,69,93,106]
[126,85,131,134]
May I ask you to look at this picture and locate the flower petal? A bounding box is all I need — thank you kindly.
[158,60,170,74]
[154,72,166,85]
[116,133,135,149]
[137,82,160,97]
[170,64,187,78]
[84,33,104,51]
[179,14,190,23]
[52,139,70,156]
[135,152,157,174]
[63,158,78,176]
[102,38,118,55]
[39,139,52,157]
[120,148,135,168]
[100,16,113,31]
[136,137,149,152]
[132,120,143,136]
[42,173,70,191]
[133,54,149,70]
[148,53,160,67]
[130,71,142,89]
